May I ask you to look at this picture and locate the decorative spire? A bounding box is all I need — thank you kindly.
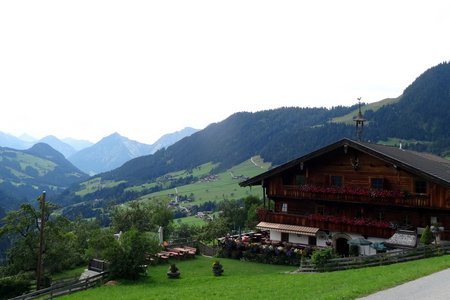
[353,97,366,141]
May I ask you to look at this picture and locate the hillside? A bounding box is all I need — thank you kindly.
[58,62,450,208]
[330,97,400,124]
[368,61,450,155]
[58,106,358,206]
[60,156,270,221]
[0,143,88,210]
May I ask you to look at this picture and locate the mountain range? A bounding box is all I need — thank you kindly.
[0,127,198,210]
[67,127,198,175]
[0,127,199,175]
[0,132,93,156]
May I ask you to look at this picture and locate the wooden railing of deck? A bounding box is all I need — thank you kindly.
[268,185,431,208]
[258,209,396,238]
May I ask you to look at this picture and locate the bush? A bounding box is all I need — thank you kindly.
[420,226,434,245]
[349,245,360,257]
[311,248,334,270]
[0,275,30,300]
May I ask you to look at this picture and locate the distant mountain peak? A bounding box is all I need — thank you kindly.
[26,142,67,162]
[38,136,76,158]
[67,129,199,175]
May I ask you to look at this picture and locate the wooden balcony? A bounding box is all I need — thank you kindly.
[257,209,396,238]
[268,185,431,208]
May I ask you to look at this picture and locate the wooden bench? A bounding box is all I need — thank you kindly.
[88,259,109,272]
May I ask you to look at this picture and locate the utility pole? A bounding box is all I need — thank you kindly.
[36,191,46,290]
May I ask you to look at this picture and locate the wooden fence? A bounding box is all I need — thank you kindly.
[9,271,109,300]
[198,242,220,257]
[298,244,450,272]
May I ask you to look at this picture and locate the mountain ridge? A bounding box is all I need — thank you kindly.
[0,143,88,210]
[58,62,450,207]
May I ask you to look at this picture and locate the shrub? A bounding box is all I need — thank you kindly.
[0,274,30,300]
[311,248,334,270]
[349,245,360,257]
[420,226,434,245]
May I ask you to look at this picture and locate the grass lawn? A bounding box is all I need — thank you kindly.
[52,266,86,281]
[59,255,450,300]
[173,215,207,226]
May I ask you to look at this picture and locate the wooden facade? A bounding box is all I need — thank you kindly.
[240,138,450,253]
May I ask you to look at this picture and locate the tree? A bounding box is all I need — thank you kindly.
[105,228,159,280]
[110,200,173,235]
[217,196,262,232]
[198,217,229,244]
[0,201,84,276]
[218,199,246,233]
[243,196,262,228]
[171,223,200,242]
[85,227,116,261]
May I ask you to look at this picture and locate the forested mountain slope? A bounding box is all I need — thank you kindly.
[59,62,450,206]
[367,61,450,155]
[0,143,88,210]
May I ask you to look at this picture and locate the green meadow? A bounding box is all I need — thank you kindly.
[59,255,450,300]
[140,156,271,206]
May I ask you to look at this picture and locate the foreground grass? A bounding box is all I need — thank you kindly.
[60,255,450,300]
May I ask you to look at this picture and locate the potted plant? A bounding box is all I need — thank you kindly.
[167,264,180,279]
[212,260,224,276]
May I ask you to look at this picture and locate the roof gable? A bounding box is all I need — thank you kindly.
[240,138,450,188]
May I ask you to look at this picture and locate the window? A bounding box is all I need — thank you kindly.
[281,203,288,213]
[415,180,427,194]
[308,236,317,246]
[296,174,306,186]
[316,205,325,215]
[282,174,291,185]
[330,175,342,187]
[371,178,384,189]
[281,232,289,242]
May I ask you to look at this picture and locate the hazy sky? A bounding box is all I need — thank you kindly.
[1,1,449,144]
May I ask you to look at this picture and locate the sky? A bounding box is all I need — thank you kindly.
[1,1,449,145]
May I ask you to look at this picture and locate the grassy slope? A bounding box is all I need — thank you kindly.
[330,97,400,124]
[173,215,208,226]
[60,255,450,300]
[74,156,270,205]
[139,156,271,206]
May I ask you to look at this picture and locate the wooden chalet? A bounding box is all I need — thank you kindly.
[240,138,450,256]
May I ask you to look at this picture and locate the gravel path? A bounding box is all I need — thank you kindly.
[358,267,450,300]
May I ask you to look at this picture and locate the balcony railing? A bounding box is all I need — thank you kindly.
[257,209,396,238]
[268,185,431,208]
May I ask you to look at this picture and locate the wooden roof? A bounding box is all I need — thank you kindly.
[240,138,450,188]
[256,222,319,236]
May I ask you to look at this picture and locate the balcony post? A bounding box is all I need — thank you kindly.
[262,179,266,209]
